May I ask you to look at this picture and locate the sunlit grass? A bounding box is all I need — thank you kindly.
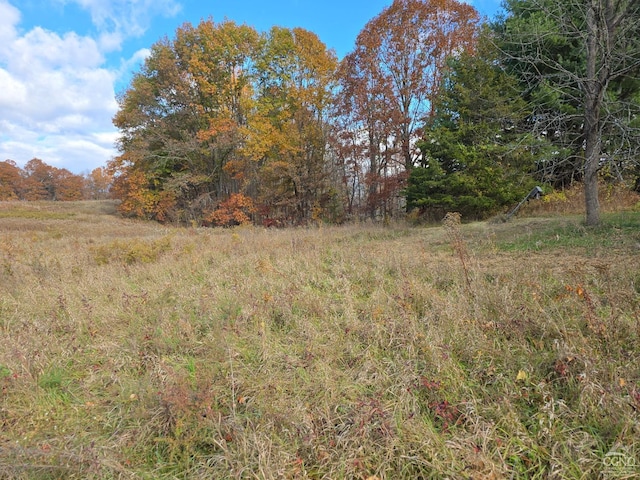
[496,211,640,252]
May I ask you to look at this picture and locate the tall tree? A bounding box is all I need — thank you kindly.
[111,20,338,226]
[22,158,55,200]
[497,0,640,225]
[244,27,338,224]
[111,20,261,222]
[10,159,88,201]
[334,0,480,220]
[407,32,541,220]
[173,19,261,211]
[53,168,85,201]
[0,160,23,200]
[85,167,112,200]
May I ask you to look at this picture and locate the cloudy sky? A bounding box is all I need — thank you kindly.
[0,0,503,174]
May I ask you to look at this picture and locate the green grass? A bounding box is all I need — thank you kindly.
[496,211,640,252]
[0,201,639,479]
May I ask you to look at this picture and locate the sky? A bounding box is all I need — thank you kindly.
[0,0,503,174]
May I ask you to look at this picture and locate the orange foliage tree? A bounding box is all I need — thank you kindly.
[53,168,85,201]
[0,160,23,200]
[111,20,260,224]
[204,193,256,226]
[110,19,338,225]
[240,27,338,225]
[0,158,104,201]
[86,167,113,200]
[110,3,481,226]
[22,158,55,200]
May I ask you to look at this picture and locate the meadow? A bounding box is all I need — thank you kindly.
[0,193,639,479]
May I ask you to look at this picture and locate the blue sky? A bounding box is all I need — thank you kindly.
[0,0,503,174]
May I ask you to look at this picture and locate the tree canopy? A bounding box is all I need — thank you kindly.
[103,0,640,226]
[333,0,480,220]
[0,159,110,201]
[110,20,338,226]
[110,1,482,225]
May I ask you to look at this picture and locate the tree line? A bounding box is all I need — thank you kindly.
[40,0,640,225]
[0,159,112,201]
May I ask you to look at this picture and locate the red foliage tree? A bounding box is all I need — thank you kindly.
[204,193,256,226]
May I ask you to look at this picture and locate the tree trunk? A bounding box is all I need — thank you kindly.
[368,127,379,220]
[584,117,601,226]
[583,0,601,226]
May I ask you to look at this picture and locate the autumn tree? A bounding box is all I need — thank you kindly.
[111,20,261,222]
[85,167,112,200]
[53,168,85,201]
[334,41,396,220]
[243,27,338,224]
[0,160,23,200]
[203,192,256,227]
[497,0,640,225]
[22,158,56,200]
[333,0,480,220]
[2,159,88,201]
[111,19,338,225]
[173,19,261,222]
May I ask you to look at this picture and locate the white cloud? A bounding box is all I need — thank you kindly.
[4,28,117,126]
[0,69,28,107]
[98,30,125,52]
[116,47,150,84]
[63,0,181,51]
[11,28,104,71]
[0,0,187,173]
[0,1,19,48]
[0,125,117,173]
[0,5,18,69]
[0,0,126,172]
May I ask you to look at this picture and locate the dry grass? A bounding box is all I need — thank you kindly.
[1,200,639,479]
[518,182,640,218]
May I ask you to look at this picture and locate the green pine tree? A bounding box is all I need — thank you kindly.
[406,32,543,221]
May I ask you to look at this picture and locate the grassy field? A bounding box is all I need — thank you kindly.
[0,199,639,479]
